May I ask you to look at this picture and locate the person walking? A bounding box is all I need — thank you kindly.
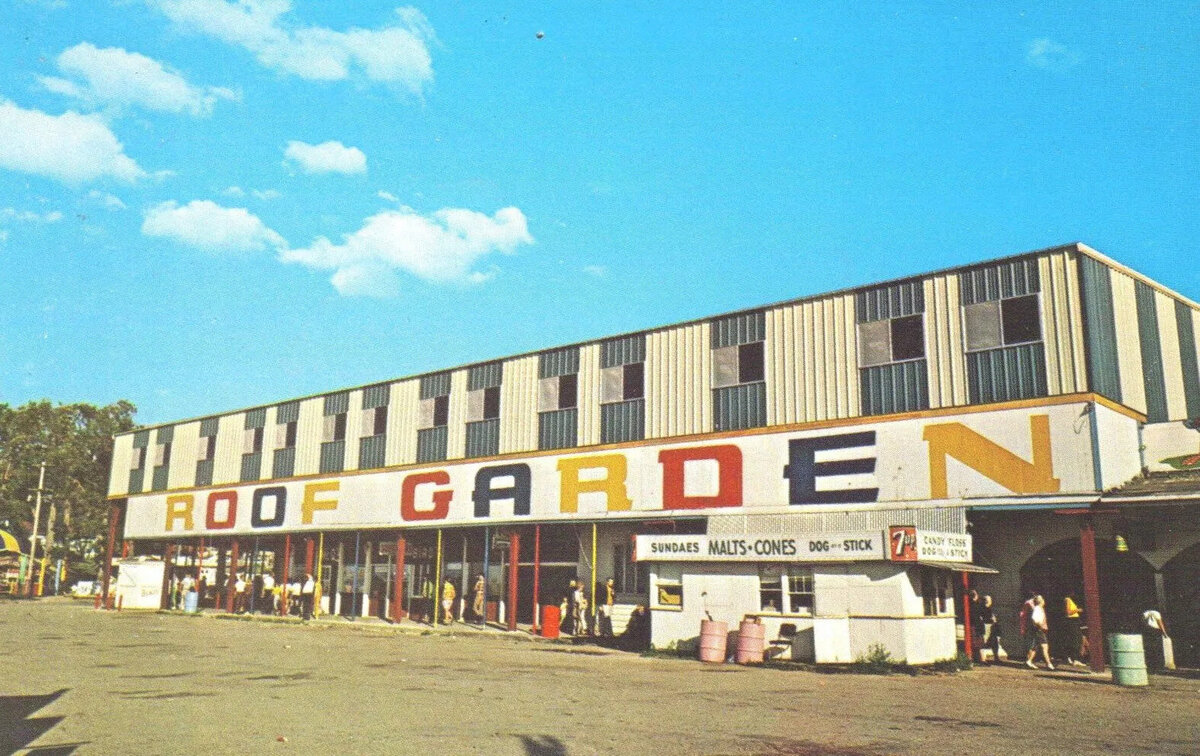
[968,590,986,663]
[598,577,616,637]
[300,572,315,620]
[442,579,457,624]
[1062,595,1085,666]
[1143,607,1171,671]
[471,575,485,624]
[1025,594,1054,670]
[982,595,1003,663]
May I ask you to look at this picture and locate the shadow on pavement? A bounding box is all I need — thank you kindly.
[517,734,568,756]
[0,688,87,755]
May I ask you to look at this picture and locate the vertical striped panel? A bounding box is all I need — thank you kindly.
[1077,255,1122,401]
[199,416,220,437]
[132,429,151,448]
[128,467,144,494]
[323,391,349,416]
[275,402,299,425]
[713,383,767,431]
[272,447,296,478]
[467,362,503,391]
[445,369,468,460]
[212,413,245,484]
[577,343,601,446]
[646,322,710,438]
[539,346,580,378]
[860,360,929,415]
[195,459,214,487]
[240,452,263,482]
[362,383,390,409]
[966,344,1048,404]
[765,294,858,424]
[151,464,169,492]
[108,434,134,496]
[386,379,420,466]
[464,419,500,457]
[167,421,200,490]
[600,399,645,444]
[358,434,387,469]
[500,355,539,454]
[923,275,967,409]
[342,390,364,471]
[1176,300,1200,419]
[1135,282,1168,422]
[1038,252,1088,396]
[319,441,345,473]
[855,280,924,322]
[156,426,174,443]
[1154,291,1188,420]
[764,306,796,425]
[959,258,1040,305]
[711,311,765,347]
[244,407,266,429]
[600,334,646,367]
[538,408,578,450]
[416,426,448,463]
[293,397,324,476]
[1108,270,1147,414]
[419,372,452,399]
[257,406,277,480]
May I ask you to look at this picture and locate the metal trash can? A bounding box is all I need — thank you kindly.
[1107,633,1149,687]
[183,590,199,613]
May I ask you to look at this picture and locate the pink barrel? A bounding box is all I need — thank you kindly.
[698,619,728,663]
[736,618,765,664]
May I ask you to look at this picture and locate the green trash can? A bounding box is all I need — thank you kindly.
[1107,633,1148,687]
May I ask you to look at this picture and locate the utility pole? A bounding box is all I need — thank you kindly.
[24,461,47,597]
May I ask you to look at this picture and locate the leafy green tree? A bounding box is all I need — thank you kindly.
[0,400,136,584]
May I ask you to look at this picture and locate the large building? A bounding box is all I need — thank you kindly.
[103,242,1200,667]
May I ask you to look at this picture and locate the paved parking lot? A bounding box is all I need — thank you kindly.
[2,598,1198,755]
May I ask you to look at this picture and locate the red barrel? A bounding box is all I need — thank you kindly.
[736,618,765,664]
[541,604,561,639]
[698,619,729,663]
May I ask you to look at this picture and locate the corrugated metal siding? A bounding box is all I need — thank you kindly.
[128,467,144,494]
[467,362,503,391]
[275,402,299,425]
[539,346,580,378]
[1135,281,1169,422]
[133,429,151,448]
[244,407,266,428]
[500,355,538,454]
[764,294,858,425]
[958,258,1040,305]
[708,508,966,536]
[108,434,133,496]
[362,383,390,409]
[156,426,174,443]
[212,413,244,484]
[195,459,214,487]
[600,399,645,444]
[151,464,169,492]
[1038,252,1089,396]
[1176,300,1200,419]
[1155,292,1188,420]
[319,440,345,473]
[241,452,263,482]
[416,426,448,463]
[272,446,296,478]
[341,390,363,472]
[713,383,767,431]
[419,372,451,399]
[293,398,323,476]
[387,380,420,466]
[600,334,646,367]
[1108,268,1147,414]
[711,310,765,348]
[966,344,1048,404]
[358,434,386,469]
[860,360,929,415]
[323,391,350,416]
[646,322,711,438]
[577,343,601,446]
[856,280,924,322]
[538,408,578,450]
[168,421,200,490]
[257,406,277,479]
[445,370,468,460]
[923,275,967,409]
[465,418,500,457]
[199,416,220,437]
[1077,254,1122,401]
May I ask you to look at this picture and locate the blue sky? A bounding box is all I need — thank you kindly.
[2,1,1197,426]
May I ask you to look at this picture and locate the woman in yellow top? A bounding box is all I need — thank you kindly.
[1062,595,1085,666]
[442,580,457,624]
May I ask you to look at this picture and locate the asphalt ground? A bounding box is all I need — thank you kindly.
[1,598,1198,755]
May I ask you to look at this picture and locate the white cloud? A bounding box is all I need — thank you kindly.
[377,190,399,203]
[582,265,607,278]
[149,1,434,93]
[284,140,366,175]
[142,199,287,252]
[87,190,127,210]
[0,100,144,184]
[252,188,280,200]
[221,185,246,197]
[2,208,64,223]
[1027,38,1082,70]
[0,229,8,243]
[39,43,237,116]
[281,206,533,297]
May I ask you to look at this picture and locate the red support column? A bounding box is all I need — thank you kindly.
[160,543,175,610]
[280,535,292,616]
[507,532,521,631]
[100,502,120,610]
[195,537,204,588]
[1080,515,1106,672]
[121,541,131,558]
[960,572,973,661]
[392,536,407,623]
[304,536,315,575]
[226,540,240,613]
[531,525,541,633]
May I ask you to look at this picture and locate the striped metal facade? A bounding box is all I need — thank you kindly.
[108,244,1200,499]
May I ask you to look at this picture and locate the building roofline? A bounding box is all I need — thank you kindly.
[116,241,1190,437]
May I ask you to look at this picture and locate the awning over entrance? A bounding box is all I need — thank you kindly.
[0,529,22,554]
[921,561,998,574]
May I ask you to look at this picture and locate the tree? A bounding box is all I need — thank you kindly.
[0,400,137,584]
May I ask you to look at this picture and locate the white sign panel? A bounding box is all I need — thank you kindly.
[634,532,885,562]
